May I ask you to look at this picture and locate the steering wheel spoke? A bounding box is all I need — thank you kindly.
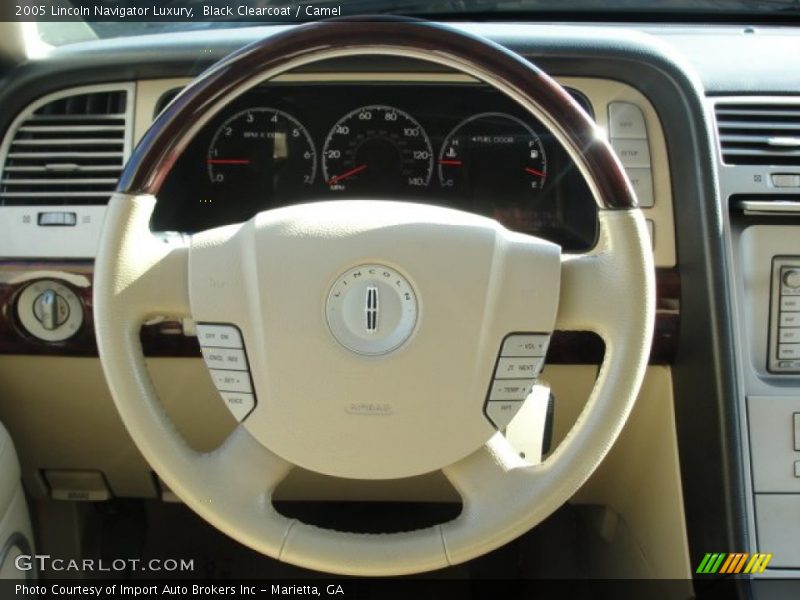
[557,210,655,341]
[95,193,190,327]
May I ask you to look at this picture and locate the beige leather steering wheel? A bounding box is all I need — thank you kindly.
[94,21,654,575]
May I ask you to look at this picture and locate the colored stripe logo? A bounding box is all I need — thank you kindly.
[696,552,773,574]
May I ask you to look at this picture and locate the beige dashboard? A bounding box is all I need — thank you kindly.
[0,73,686,577]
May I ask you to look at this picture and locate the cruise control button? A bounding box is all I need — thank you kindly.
[608,102,648,140]
[489,379,536,401]
[196,324,243,349]
[209,369,252,393]
[611,139,651,168]
[486,401,524,430]
[495,357,544,379]
[202,347,248,371]
[501,335,550,357]
[220,392,255,422]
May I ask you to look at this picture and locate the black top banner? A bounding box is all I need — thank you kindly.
[2,0,361,22]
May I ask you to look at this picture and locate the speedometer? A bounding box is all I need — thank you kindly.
[322,105,433,194]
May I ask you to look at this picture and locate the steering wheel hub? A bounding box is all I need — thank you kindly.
[326,264,418,356]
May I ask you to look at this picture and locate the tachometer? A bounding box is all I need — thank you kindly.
[322,105,433,194]
[438,112,547,207]
[207,108,316,199]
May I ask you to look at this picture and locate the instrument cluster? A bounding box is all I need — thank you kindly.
[155,82,598,251]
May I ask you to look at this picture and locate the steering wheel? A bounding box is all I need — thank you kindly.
[94,21,654,576]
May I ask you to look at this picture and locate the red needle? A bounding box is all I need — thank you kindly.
[327,163,367,185]
[525,167,546,177]
[207,159,250,165]
[438,159,463,166]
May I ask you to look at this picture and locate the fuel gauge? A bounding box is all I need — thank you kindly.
[438,112,547,208]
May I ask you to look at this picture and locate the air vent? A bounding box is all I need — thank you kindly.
[716,103,800,166]
[0,84,133,206]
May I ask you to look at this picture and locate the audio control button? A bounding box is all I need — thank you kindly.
[501,335,550,357]
[780,313,800,328]
[495,357,544,379]
[781,297,800,312]
[779,344,800,359]
[784,269,800,289]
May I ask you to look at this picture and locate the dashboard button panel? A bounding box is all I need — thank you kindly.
[769,258,800,373]
[608,101,656,210]
[484,333,550,430]
[197,323,255,421]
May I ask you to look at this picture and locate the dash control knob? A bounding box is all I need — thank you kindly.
[33,289,71,331]
[784,269,800,289]
[16,279,84,342]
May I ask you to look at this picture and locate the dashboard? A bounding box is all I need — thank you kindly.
[155,82,598,251]
[3,18,799,583]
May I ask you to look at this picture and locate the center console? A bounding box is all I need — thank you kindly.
[714,96,800,574]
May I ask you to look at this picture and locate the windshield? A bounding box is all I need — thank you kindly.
[26,0,800,46]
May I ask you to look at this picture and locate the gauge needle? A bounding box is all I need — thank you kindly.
[438,159,462,166]
[327,163,367,185]
[207,159,251,165]
[525,167,546,177]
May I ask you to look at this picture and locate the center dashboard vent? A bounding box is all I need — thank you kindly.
[0,84,134,206]
[716,102,800,166]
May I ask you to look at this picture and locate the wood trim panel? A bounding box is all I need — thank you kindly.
[0,260,678,364]
[0,260,199,358]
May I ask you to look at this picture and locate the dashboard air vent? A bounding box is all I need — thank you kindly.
[716,103,800,166]
[0,85,133,206]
